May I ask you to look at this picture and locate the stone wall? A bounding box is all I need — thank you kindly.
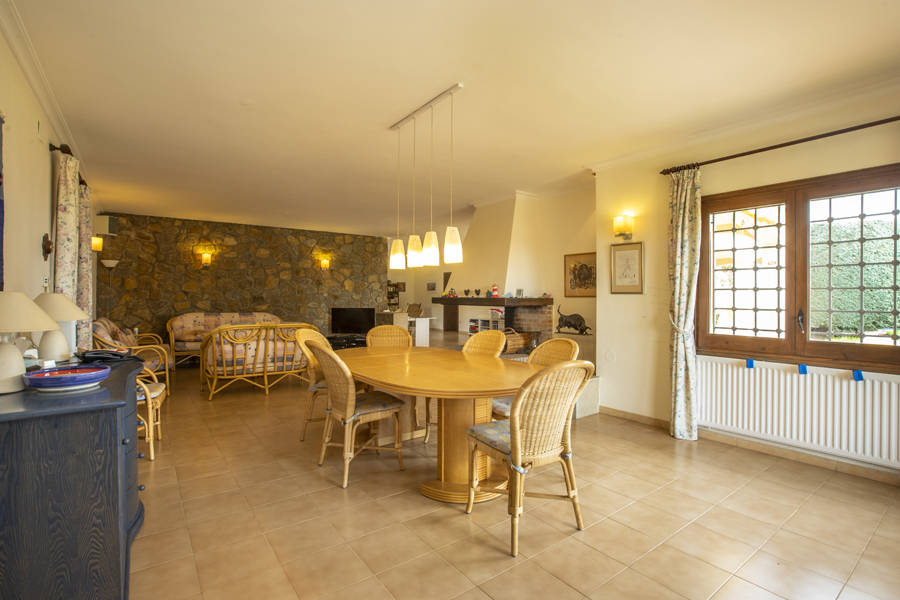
[96,214,388,336]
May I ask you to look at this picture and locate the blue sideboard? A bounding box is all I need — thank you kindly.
[0,358,144,600]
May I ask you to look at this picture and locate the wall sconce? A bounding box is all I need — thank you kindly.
[613,214,634,241]
[319,257,330,270]
[91,236,104,252]
[201,252,212,269]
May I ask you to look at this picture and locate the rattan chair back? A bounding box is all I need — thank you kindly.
[406,303,424,318]
[296,328,332,383]
[509,360,594,467]
[268,323,316,374]
[365,324,412,349]
[528,338,579,367]
[205,324,269,378]
[462,329,506,357]
[307,340,357,420]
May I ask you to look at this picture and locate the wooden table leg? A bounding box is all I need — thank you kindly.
[420,397,502,503]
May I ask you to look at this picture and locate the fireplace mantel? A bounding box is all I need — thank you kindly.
[431,296,553,333]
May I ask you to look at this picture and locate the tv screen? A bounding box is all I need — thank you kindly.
[331,307,375,334]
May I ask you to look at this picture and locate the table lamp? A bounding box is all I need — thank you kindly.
[33,292,90,361]
[0,291,61,393]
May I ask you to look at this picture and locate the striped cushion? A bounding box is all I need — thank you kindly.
[468,421,511,455]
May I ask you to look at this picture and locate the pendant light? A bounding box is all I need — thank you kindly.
[389,128,406,270]
[421,105,440,266]
[406,118,423,268]
[443,92,463,264]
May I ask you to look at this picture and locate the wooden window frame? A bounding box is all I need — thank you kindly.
[697,162,900,374]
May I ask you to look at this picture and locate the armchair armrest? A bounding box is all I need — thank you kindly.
[137,333,164,345]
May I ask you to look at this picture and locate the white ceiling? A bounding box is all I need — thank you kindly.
[13,0,900,236]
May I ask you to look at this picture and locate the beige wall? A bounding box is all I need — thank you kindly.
[0,31,59,297]
[594,84,900,422]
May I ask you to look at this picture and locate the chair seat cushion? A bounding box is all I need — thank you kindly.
[174,340,202,351]
[468,421,511,455]
[137,382,166,401]
[492,397,512,417]
[352,392,404,419]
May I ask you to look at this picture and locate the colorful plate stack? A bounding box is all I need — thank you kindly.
[23,365,112,393]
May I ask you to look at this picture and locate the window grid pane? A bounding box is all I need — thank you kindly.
[709,203,786,338]
[808,186,899,345]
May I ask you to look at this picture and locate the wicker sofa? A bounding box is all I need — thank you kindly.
[167,311,282,366]
[93,317,174,391]
[201,322,318,400]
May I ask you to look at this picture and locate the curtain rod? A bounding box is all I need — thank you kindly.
[49,143,88,185]
[659,114,900,175]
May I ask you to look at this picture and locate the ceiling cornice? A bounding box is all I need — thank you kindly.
[0,0,84,173]
[587,74,900,175]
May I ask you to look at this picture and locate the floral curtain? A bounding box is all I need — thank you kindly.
[76,184,93,348]
[52,152,80,297]
[667,167,702,440]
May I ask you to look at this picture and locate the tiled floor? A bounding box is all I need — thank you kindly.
[132,367,900,600]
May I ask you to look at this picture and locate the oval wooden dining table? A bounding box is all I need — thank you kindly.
[337,346,543,503]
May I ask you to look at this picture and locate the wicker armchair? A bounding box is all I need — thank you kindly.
[462,329,506,356]
[365,324,412,349]
[136,367,167,461]
[296,328,333,441]
[466,360,594,556]
[492,338,580,419]
[307,340,405,488]
[93,318,171,394]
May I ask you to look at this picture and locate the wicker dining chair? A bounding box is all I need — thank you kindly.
[296,328,333,441]
[492,338,580,419]
[307,340,405,488]
[465,360,594,557]
[365,324,413,349]
[136,367,167,461]
[421,328,508,444]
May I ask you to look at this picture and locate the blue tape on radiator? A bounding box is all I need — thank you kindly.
[746,359,754,369]
[852,370,864,381]
[798,364,808,375]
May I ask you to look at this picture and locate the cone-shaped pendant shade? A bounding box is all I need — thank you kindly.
[443,226,463,264]
[389,238,406,270]
[421,231,440,266]
[407,235,423,268]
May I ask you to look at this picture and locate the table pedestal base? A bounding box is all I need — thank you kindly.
[420,478,507,503]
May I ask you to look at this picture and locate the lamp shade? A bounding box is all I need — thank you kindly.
[443,226,463,264]
[91,236,103,252]
[0,292,61,333]
[33,292,90,321]
[421,230,440,266]
[389,238,406,270]
[613,214,634,238]
[407,234,423,268]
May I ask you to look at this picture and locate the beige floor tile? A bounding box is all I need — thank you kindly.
[577,518,659,564]
[783,509,875,554]
[183,489,252,523]
[575,482,634,516]
[480,560,583,600]
[451,588,493,600]
[437,530,520,584]
[131,526,194,572]
[720,488,799,525]
[139,465,179,488]
[633,544,730,600]
[596,472,661,499]
[758,463,832,493]
[761,529,859,582]
[588,568,687,600]
[837,586,883,600]
[316,577,394,600]
[610,501,689,541]
[253,495,320,531]
[533,537,626,595]
[376,489,442,522]
[327,500,398,540]
[485,511,571,558]
[304,483,376,512]
[129,556,201,600]
[846,535,900,600]
[178,472,239,501]
[137,500,187,538]
[404,504,485,549]
[187,510,264,553]
[466,495,516,529]
[639,485,713,521]
[738,551,844,600]
[377,551,474,600]
[283,543,374,599]
[349,523,432,573]
[231,461,293,487]
[698,506,778,547]
[874,514,900,542]
[240,475,312,507]
[738,477,810,506]
[140,482,183,506]
[265,516,346,563]
[711,576,783,599]
[666,523,756,572]
[193,535,282,590]
[531,494,605,532]
[201,566,299,600]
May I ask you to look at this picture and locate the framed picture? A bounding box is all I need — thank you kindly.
[610,242,643,294]
[396,281,406,292]
[564,252,596,297]
[426,281,436,291]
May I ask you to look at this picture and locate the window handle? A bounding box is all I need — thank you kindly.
[797,308,806,335]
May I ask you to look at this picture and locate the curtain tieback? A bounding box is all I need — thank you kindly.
[668,313,694,336]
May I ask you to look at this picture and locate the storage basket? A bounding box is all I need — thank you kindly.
[503,328,531,353]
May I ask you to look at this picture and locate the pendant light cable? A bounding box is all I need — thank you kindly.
[429,106,434,230]
[412,118,416,233]
[396,128,401,238]
[449,93,454,226]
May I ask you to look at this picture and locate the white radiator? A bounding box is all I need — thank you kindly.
[697,356,900,470]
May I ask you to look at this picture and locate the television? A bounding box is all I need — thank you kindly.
[330,307,375,334]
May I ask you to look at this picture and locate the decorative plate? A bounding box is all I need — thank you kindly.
[23,365,111,393]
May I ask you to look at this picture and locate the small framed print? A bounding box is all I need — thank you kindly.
[426,282,437,291]
[396,281,406,292]
[610,242,643,294]
[564,252,597,297]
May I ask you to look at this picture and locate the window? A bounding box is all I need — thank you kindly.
[697,163,900,373]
